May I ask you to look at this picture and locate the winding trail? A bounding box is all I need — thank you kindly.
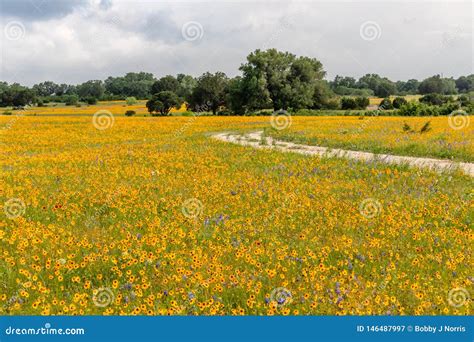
[212,131,474,177]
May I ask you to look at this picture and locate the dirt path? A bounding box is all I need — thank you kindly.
[212,131,474,177]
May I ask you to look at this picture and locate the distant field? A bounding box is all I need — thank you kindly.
[3,101,187,116]
[267,116,473,162]
[1,115,471,315]
[368,95,422,106]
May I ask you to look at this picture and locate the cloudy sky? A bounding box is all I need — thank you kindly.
[0,0,472,86]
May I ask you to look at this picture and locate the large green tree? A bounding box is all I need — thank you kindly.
[0,82,36,107]
[419,75,457,95]
[357,74,396,97]
[151,75,180,95]
[238,49,325,111]
[33,81,60,97]
[226,77,248,115]
[104,72,155,98]
[146,91,181,116]
[396,79,419,95]
[190,72,228,115]
[176,74,197,103]
[332,75,357,88]
[77,80,105,100]
[455,75,474,93]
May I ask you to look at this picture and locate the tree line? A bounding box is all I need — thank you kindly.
[0,49,473,115]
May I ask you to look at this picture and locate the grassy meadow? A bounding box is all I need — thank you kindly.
[266,116,474,162]
[1,113,472,315]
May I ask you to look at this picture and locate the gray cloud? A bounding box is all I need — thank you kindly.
[0,0,89,20]
[1,0,472,86]
[137,11,182,44]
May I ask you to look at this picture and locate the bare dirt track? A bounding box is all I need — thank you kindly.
[212,131,474,177]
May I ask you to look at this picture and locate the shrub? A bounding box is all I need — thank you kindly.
[423,105,439,116]
[379,98,393,110]
[465,104,474,114]
[458,94,473,107]
[126,97,137,105]
[354,97,369,109]
[125,110,136,117]
[2,110,12,115]
[64,95,79,106]
[341,97,368,110]
[392,97,408,109]
[399,102,419,116]
[341,97,357,110]
[323,99,340,110]
[85,97,97,105]
[438,102,460,116]
[398,102,439,116]
[419,93,447,106]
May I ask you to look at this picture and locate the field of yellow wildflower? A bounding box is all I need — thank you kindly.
[7,101,187,116]
[0,115,472,316]
[267,116,473,162]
